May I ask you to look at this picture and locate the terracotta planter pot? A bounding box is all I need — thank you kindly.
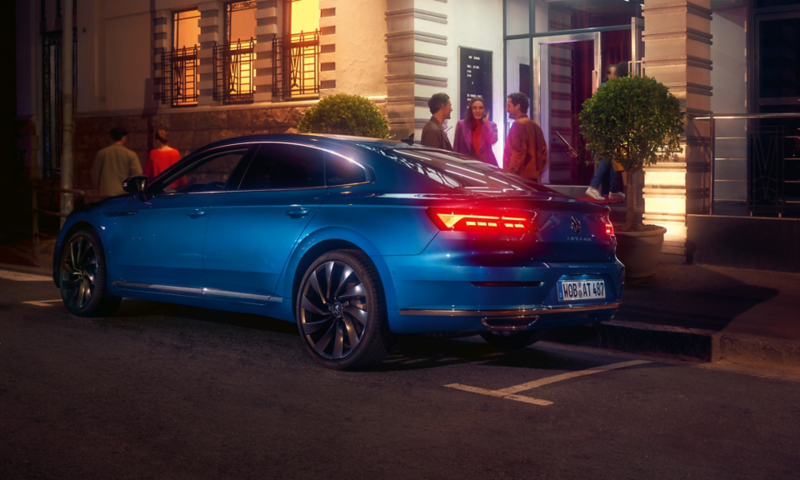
[614,226,667,278]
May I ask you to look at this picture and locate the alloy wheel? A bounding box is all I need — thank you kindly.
[60,236,98,310]
[299,260,369,360]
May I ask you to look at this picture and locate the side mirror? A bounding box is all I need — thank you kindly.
[122,175,148,196]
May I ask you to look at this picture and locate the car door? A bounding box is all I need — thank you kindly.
[110,145,254,289]
[202,142,326,300]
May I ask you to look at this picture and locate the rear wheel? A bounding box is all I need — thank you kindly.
[58,228,121,317]
[480,329,548,349]
[296,249,393,370]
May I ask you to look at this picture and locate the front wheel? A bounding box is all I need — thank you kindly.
[480,329,548,349]
[58,228,121,317]
[296,249,393,370]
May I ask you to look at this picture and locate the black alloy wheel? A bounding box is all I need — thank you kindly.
[58,229,121,317]
[297,249,393,370]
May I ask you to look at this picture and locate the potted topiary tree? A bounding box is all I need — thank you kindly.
[297,93,391,139]
[579,75,684,277]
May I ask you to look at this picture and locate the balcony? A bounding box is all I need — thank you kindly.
[162,46,199,107]
[214,39,256,105]
[272,30,320,100]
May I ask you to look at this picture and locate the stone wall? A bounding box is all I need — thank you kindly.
[73,106,308,203]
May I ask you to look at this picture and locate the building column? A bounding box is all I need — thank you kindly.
[642,0,713,255]
[253,0,279,103]
[318,0,337,94]
[198,2,223,106]
[384,0,449,140]
[152,9,170,105]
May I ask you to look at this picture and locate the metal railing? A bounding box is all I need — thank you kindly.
[272,30,320,100]
[25,182,85,255]
[162,46,200,107]
[693,113,800,217]
[214,38,256,104]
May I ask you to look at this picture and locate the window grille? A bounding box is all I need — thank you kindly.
[272,30,320,100]
[162,46,199,107]
[214,38,256,104]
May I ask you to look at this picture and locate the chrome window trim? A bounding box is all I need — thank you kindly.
[398,303,620,317]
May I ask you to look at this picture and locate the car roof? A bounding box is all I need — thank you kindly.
[192,133,426,155]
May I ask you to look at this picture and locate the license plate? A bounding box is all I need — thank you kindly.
[557,279,606,301]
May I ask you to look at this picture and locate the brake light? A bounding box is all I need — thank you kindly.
[427,208,536,233]
[602,216,614,235]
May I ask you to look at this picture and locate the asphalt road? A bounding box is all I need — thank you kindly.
[2,268,800,479]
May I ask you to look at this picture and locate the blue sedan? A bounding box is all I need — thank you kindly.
[54,134,623,370]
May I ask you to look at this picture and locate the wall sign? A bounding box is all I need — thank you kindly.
[459,47,493,121]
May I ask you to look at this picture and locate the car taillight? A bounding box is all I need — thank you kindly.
[426,208,536,233]
[602,216,614,235]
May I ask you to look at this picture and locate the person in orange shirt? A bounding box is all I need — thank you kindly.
[144,129,185,188]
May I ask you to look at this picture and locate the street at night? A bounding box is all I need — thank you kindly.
[2,267,799,479]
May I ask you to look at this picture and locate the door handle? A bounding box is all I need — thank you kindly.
[186,209,207,218]
[285,208,310,218]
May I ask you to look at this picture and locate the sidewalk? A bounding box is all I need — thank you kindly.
[2,234,799,370]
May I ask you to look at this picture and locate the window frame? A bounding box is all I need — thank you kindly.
[147,143,258,196]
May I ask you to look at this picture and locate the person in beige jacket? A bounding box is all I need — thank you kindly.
[502,92,547,182]
[90,127,143,197]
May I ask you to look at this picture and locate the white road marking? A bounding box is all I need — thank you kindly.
[0,270,52,282]
[446,359,651,406]
[23,299,62,307]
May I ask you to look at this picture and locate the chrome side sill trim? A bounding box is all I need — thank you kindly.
[113,281,272,303]
[399,302,620,317]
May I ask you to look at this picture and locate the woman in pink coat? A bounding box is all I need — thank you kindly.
[453,96,499,166]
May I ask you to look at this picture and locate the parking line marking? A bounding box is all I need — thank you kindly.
[0,270,52,282]
[497,360,651,395]
[445,359,650,406]
[23,299,62,307]
[446,384,554,406]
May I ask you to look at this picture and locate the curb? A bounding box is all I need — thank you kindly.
[548,320,800,370]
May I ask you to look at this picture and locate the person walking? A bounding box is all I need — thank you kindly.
[503,92,547,181]
[454,96,498,166]
[144,129,182,180]
[90,127,143,198]
[421,93,453,150]
[585,62,628,201]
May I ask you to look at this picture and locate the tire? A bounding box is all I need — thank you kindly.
[480,329,548,349]
[296,249,393,370]
[57,228,121,317]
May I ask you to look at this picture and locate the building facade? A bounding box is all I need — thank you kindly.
[14,0,800,265]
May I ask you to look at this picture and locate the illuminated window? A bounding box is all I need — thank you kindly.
[162,9,201,107]
[214,1,258,104]
[273,0,321,99]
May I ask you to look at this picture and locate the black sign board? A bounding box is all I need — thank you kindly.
[459,47,493,121]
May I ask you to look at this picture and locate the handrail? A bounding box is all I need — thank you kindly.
[29,182,85,255]
[692,113,800,216]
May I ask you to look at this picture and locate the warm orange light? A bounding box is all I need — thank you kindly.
[291,0,320,34]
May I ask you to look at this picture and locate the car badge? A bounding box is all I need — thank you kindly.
[570,216,582,234]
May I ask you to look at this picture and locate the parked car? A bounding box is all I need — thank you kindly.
[54,134,624,370]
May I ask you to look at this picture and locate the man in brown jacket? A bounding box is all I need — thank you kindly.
[420,92,453,150]
[503,92,547,181]
[90,127,143,197]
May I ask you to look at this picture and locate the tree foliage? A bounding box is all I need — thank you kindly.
[579,76,684,228]
[580,76,683,173]
[297,94,391,139]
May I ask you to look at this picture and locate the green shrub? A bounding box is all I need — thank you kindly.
[580,75,684,228]
[297,93,391,139]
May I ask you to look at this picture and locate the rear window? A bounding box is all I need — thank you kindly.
[390,149,556,194]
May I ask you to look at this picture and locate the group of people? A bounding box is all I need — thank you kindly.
[90,128,183,197]
[420,91,547,183]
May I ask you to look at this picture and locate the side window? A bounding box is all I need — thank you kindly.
[326,153,368,186]
[239,144,325,190]
[161,148,249,193]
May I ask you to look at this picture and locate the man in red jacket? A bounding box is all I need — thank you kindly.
[503,92,547,182]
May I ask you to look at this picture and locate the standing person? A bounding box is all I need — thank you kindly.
[421,93,453,150]
[90,127,143,198]
[454,96,498,166]
[145,130,182,180]
[503,92,547,182]
[585,62,628,200]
